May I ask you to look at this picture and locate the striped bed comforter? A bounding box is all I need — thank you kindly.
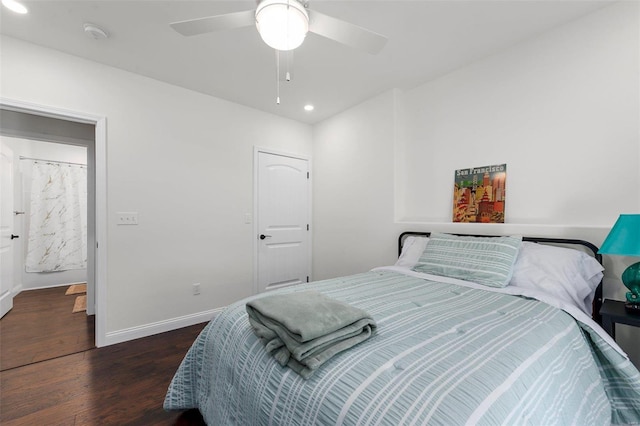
[164,269,640,425]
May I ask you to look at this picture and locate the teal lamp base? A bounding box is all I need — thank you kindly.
[622,261,640,315]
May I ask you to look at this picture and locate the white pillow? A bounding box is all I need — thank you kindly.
[395,236,429,269]
[509,242,603,315]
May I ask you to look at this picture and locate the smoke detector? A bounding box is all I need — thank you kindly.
[84,23,109,40]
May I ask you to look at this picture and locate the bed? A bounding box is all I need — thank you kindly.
[164,232,640,425]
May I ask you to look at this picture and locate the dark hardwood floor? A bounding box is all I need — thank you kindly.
[0,287,208,425]
[1,286,95,371]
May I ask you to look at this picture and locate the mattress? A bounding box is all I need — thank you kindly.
[164,268,640,425]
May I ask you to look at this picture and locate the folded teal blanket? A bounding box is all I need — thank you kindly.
[246,290,377,379]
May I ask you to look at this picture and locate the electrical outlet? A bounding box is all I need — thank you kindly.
[117,212,138,225]
[193,283,201,295]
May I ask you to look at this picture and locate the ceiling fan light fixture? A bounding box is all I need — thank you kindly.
[256,0,309,51]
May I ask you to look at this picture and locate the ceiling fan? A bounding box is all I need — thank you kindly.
[169,0,388,55]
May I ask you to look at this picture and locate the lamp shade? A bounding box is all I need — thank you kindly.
[598,214,640,256]
[255,0,309,51]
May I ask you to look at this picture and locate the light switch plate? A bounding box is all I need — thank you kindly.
[117,212,138,225]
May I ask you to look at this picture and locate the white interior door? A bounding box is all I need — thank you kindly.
[0,142,15,318]
[256,150,310,292]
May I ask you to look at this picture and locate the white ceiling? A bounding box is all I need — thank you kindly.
[1,0,613,124]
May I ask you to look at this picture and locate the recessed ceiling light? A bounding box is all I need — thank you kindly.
[304,105,314,112]
[2,0,28,14]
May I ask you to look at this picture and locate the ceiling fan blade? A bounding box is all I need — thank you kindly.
[308,10,388,55]
[170,9,256,37]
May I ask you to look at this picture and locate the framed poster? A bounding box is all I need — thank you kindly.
[453,164,506,223]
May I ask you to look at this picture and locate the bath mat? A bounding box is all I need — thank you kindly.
[72,295,87,313]
[65,283,87,295]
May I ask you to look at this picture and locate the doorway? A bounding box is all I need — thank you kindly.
[0,98,107,352]
[254,148,311,293]
[0,137,93,370]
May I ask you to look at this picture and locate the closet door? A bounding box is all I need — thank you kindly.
[256,150,310,293]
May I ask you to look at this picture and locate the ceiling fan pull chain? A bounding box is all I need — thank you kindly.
[276,49,281,105]
[285,50,292,82]
[279,1,292,90]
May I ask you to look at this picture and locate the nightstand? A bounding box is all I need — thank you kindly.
[599,299,640,340]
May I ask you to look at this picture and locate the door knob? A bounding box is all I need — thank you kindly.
[259,234,272,240]
[10,234,19,240]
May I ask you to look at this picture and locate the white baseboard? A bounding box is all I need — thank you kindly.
[102,307,224,347]
[19,281,87,292]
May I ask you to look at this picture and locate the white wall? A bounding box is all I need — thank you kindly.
[312,90,400,280]
[399,1,639,226]
[1,137,87,291]
[313,2,639,365]
[1,35,313,340]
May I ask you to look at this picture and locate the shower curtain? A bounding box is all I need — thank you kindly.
[25,162,87,272]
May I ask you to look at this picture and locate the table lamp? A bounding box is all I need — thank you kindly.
[599,214,640,315]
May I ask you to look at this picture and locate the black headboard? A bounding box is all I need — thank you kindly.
[398,231,604,325]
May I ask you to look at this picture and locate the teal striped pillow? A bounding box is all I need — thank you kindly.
[412,233,522,288]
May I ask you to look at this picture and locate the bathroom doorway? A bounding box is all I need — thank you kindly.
[0,102,105,368]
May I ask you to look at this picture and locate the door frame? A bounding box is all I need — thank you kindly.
[1,97,108,348]
[253,147,312,295]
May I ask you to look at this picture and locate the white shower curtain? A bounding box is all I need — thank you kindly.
[25,162,87,272]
